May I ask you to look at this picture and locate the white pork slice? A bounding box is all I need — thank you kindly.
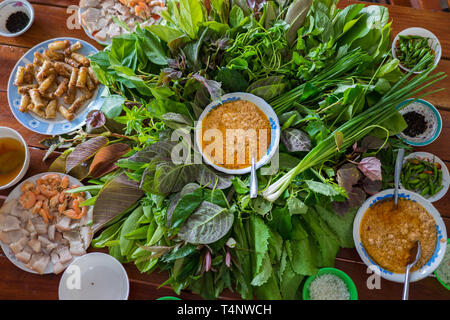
[0,230,26,244]
[9,236,28,254]
[81,7,102,33]
[31,254,50,274]
[25,219,36,234]
[53,262,66,275]
[94,28,108,42]
[102,0,115,10]
[55,216,71,231]
[0,215,21,232]
[0,200,17,215]
[32,216,48,235]
[106,23,123,39]
[28,238,41,253]
[79,0,101,8]
[69,241,86,256]
[80,226,92,250]
[57,246,73,264]
[47,224,56,241]
[16,250,31,264]
[50,251,60,264]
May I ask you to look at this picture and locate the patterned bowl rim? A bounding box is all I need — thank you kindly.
[396,98,442,146]
[194,92,280,175]
[353,188,447,283]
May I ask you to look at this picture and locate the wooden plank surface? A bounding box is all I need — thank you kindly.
[0,0,449,301]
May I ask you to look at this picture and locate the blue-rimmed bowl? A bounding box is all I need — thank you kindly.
[396,99,442,146]
[7,37,104,136]
[353,189,447,283]
[195,92,280,175]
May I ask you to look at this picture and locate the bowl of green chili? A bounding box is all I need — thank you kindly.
[392,27,441,74]
[400,152,449,202]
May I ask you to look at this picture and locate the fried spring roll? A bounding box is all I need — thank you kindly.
[64,57,80,68]
[38,73,56,94]
[36,60,54,81]
[58,105,74,121]
[54,62,72,77]
[45,100,58,119]
[68,88,93,114]
[48,40,70,51]
[76,67,88,88]
[64,87,76,105]
[14,66,26,86]
[23,64,35,84]
[30,103,46,118]
[64,41,82,55]
[71,52,90,67]
[68,67,78,89]
[33,51,51,66]
[44,49,64,61]
[17,84,38,94]
[55,78,69,97]
[29,89,45,109]
[88,67,99,85]
[85,74,96,91]
[19,94,30,112]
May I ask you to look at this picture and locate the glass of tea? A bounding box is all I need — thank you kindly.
[0,127,29,190]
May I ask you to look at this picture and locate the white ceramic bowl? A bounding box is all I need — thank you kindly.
[400,152,449,203]
[396,99,442,147]
[392,27,442,74]
[0,126,29,190]
[353,189,447,283]
[0,0,34,37]
[58,252,129,300]
[195,92,280,175]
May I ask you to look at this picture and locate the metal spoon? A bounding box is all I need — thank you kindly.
[250,154,258,199]
[402,240,421,300]
[394,148,405,206]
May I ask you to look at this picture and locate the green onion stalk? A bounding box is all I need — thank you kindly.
[262,54,446,202]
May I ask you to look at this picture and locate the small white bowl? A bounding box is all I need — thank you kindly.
[396,99,442,147]
[0,0,34,37]
[0,126,29,190]
[58,252,129,300]
[195,92,280,175]
[392,27,441,74]
[401,152,449,203]
[353,189,447,283]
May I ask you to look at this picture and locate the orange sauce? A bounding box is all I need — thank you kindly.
[0,137,25,186]
[360,198,437,273]
[201,100,271,170]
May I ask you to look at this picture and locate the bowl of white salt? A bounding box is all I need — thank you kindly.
[302,267,358,300]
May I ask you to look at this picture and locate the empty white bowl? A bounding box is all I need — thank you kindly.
[392,27,441,74]
[0,126,30,190]
[58,252,129,300]
[0,0,34,37]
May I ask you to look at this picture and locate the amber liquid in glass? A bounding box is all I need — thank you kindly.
[0,137,25,186]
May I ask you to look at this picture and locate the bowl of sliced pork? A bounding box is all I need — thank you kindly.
[0,173,93,275]
[78,0,165,45]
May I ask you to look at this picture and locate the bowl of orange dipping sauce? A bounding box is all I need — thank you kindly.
[353,189,447,283]
[0,127,29,190]
[195,93,280,175]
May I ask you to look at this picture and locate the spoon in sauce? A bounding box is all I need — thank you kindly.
[402,240,421,300]
[394,148,405,207]
[250,154,258,199]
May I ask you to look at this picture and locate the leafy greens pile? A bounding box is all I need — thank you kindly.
[45,0,446,299]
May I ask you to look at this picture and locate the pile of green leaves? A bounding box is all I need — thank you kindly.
[49,0,446,300]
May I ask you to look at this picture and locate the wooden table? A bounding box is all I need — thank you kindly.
[0,0,449,300]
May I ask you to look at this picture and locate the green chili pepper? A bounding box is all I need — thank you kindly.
[420,186,430,196]
[432,185,444,196]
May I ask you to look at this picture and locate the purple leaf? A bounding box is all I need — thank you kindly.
[86,110,106,128]
[336,163,360,193]
[66,136,109,173]
[362,177,382,195]
[281,128,311,152]
[192,73,223,101]
[347,187,366,208]
[358,157,382,181]
[332,200,351,217]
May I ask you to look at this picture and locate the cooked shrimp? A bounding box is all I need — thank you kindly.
[61,176,69,189]
[19,191,36,209]
[58,199,68,213]
[20,181,35,193]
[49,194,59,208]
[32,200,43,214]
[71,199,82,217]
[39,208,50,224]
[40,185,58,198]
[63,209,79,219]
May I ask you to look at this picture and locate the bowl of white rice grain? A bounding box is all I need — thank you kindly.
[302,268,358,300]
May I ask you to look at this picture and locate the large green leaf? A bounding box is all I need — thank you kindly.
[178,201,234,244]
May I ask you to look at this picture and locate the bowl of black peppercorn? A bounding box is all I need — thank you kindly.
[396,98,442,147]
[0,0,34,37]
